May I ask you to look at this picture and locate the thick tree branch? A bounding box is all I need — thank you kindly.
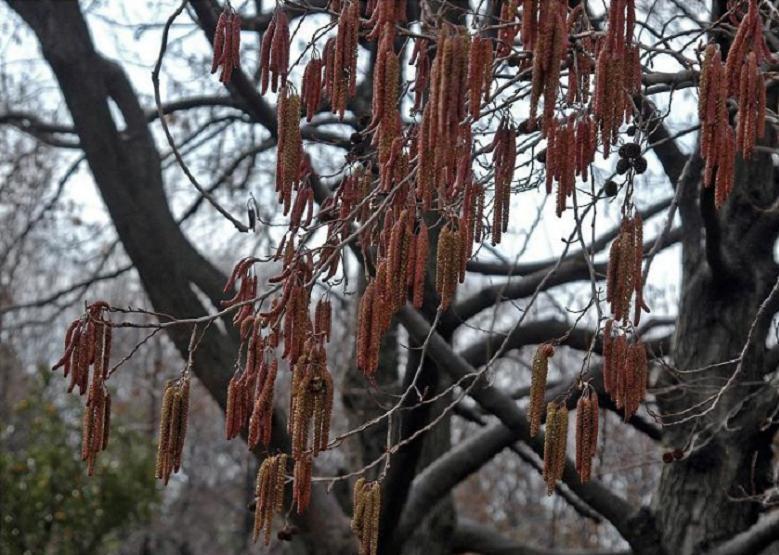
[705,510,779,555]
[465,198,674,277]
[451,517,632,555]
[396,306,663,552]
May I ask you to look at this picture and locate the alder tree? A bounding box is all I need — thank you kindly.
[4,0,779,553]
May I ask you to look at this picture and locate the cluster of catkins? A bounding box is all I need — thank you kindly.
[219,250,336,544]
[352,479,382,555]
[529,343,601,488]
[211,7,242,83]
[253,453,287,544]
[156,376,191,485]
[698,0,769,207]
[53,301,113,476]
[603,320,648,420]
[544,115,598,217]
[606,214,646,326]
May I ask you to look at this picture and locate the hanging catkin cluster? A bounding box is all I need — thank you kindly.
[603,320,648,419]
[155,376,191,485]
[366,0,406,40]
[222,257,259,329]
[491,120,516,245]
[467,36,493,120]
[528,0,568,133]
[435,220,467,310]
[544,115,597,217]
[593,0,641,156]
[356,209,429,375]
[529,343,555,437]
[724,0,771,95]
[253,453,288,545]
[352,479,382,555]
[605,214,645,325]
[698,44,736,207]
[324,1,360,118]
[543,402,568,495]
[259,9,290,94]
[575,387,599,483]
[565,6,595,106]
[735,52,766,161]
[410,38,430,112]
[302,56,323,122]
[497,0,519,57]
[52,302,114,475]
[289,338,334,459]
[417,27,471,209]
[276,87,304,214]
[53,301,112,396]
[371,26,402,169]
[211,6,241,84]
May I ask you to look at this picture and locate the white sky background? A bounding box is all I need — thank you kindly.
[0,0,704,359]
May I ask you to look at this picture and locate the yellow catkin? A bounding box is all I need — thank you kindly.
[543,402,568,495]
[529,343,554,436]
[155,382,175,480]
[253,453,288,545]
[352,479,381,555]
[155,377,190,484]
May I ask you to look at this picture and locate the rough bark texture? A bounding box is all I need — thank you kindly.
[654,146,779,554]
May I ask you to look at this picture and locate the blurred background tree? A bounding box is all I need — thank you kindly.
[0,355,158,555]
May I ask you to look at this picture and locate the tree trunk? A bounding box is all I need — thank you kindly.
[654,148,779,554]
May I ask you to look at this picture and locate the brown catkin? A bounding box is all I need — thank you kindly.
[529,343,555,436]
[575,388,599,483]
[352,479,381,555]
[413,222,429,309]
[253,453,288,545]
[293,453,313,513]
[155,382,176,481]
[155,377,191,484]
[543,402,569,495]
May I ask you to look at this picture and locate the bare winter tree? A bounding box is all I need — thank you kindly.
[3,0,779,554]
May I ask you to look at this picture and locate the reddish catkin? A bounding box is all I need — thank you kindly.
[412,222,429,309]
[529,0,566,134]
[411,38,431,113]
[248,358,278,449]
[329,1,360,118]
[605,215,644,324]
[467,36,493,120]
[496,0,519,57]
[293,453,313,513]
[543,402,568,495]
[352,479,381,555]
[575,388,599,483]
[529,343,555,437]
[302,57,323,122]
[253,453,288,545]
[211,7,241,84]
[491,120,516,245]
[356,283,375,374]
[735,51,766,160]
[602,319,615,393]
[267,10,290,94]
